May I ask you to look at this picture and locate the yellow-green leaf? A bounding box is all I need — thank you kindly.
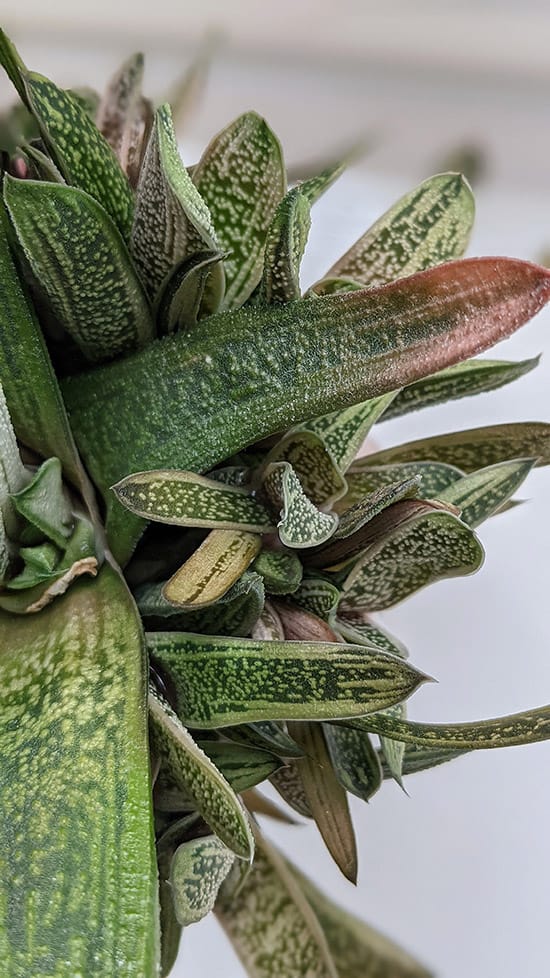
[162,529,261,608]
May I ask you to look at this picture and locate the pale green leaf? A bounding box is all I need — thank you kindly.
[436,458,535,527]
[12,457,73,548]
[162,529,261,607]
[263,429,347,506]
[310,276,364,296]
[20,141,65,182]
[263,461,338,548]
[148,687,254,859]
[304,393,396,473]
[154,250,225,334]
[322,171,474,287]
[0,379,27,536]
[261,187,311,303]
[5,177,153,363]
[147,631,428,728]
[193,111,286,307]
[171,836,235,926]
[339,462,464,510]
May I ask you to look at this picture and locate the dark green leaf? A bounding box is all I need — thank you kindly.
[154,250,225,334]
[225,720,305,759]
[251,548,303,594]
[270,761,313,818]
[262,429,347,506]
[137,571,264,637]
[334,616,409,658]
[323,723,382,802]
[261,187,310,303]
[197,741,282,793]
[291,577,341,621]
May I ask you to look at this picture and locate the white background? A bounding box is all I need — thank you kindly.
[3,6,550,976]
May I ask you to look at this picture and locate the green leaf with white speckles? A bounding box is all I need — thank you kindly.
[291,577,341,622]
[270,761,313,818]
[148,687,254,859]
[154,249,225,334]
[0,564,159,977]
[137,570,265,637]
[4,177,153,363]
[304,392,397,474]
[260,187,310,303]
[291,863,433,978]
[114,468,273,531]
[340,502,484,612]
[334,615,409,658]
[263,429,347,506]
[288,720,358,882]
[163,529,262,608]
[263,462,338,548]
[216,828,338,978]
[380,356,540,422]
[193,111,286,308]
[0,46,136,237]
[171,835,235,926]
[131,103,218,298]
[379,743,466,779]
[338,462,464,511]
[251,548,303,595]
[355,423,550,472]
[225,720,305,759]
[320,172,474,287]
[197,740,282,793]
[323,722,382,803]
[147,631,428,728]
[345,704,550,750]
[435,458,535,528]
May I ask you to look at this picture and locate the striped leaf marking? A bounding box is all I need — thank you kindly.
[0,566,159,977]
[216,829,337,978]
[304,478,421,570]
[323,723,382,803]
[263,462,338,548]
[288,721,358,882]
[131,104,218,298]
[23,71,134,237]
[63,259,550,558]
[192,111,286,308]
[380,356,540,422]
[147,631,428,728]
[197,741,282,793]
[261,187,311,303]
[251,548,303,595]
[137,571,265,638]
[346,705,550,750]
[5,177,153,363]
[263,429,347,506]
[435,458,535,528]
[338,462,464,511]
[114,469,273,531]
[154,250,225,334]
[148,688,254,859]
[354,423,550,473]
[163,529,261,608]
[304,393,397,474]
[171,836,235,926]
[291,577,341,622]
[341,507,484,613]
[292,863,433,978]
[322,171,474,287]
[0,208,83,486]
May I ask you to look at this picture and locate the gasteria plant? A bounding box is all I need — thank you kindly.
[1,30,550,978]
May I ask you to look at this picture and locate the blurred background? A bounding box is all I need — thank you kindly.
[3,3,550,976]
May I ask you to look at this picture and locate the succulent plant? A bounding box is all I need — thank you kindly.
[1,30,550,978]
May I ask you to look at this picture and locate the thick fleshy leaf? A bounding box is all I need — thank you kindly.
[63,258,550,562]
[197,740,282,793]
[275,601,340,643]
[147,631,428,728]
[323,722,382,803]
[311,276,364,296]
[270,761,313,818]
[192,111,286,308]
[148,687,254,859]
[225,720,304,759]
[263,461,338,548]
[137,571,264,637]
[347,705,550,750]
[0,565,159,976]
[261,187,311,303]
[292,577,341,621]
[0,36,135,236]
[304,393,396,474]
[95,52,144,159]
[154,250,225,334]
[131,103,217,297]
[5,177,153,363]
[263,429,347,506]
[114,469,273,531]
[251,548,303,594]
[356,422,550,472]
[341,505,484,612]
[434,458,535,527]
[20,142,65,182]
[335,615,409,659]
[292,863,433,978]
[288,721,358,882]
[216,829,337,978]
[0,208,83,486]
[304,477,421,570]
[171,835,235,926]
[380,743,466,780]
[322,171,474,287]
[6,540,61,590]
[12,457,73,547]
[158,847,183,978]
[338,461,464,511]
[162,529,261,607]
[381,356,540,422]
